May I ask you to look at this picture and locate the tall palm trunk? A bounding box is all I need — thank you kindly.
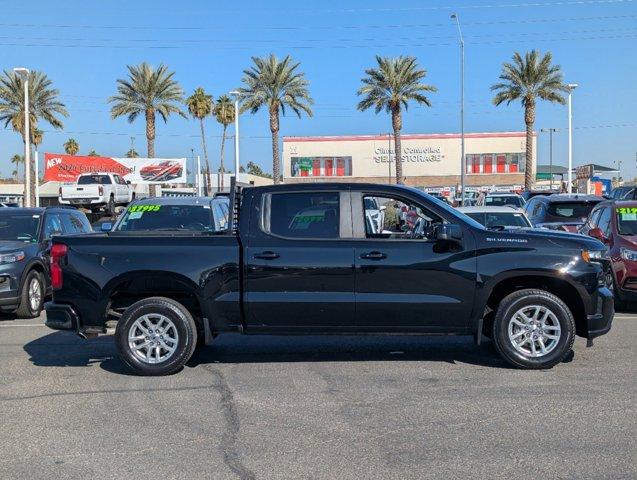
[391,107,404,185]
[199,118,211,196]
[270,104,281,184]
[219,124,227,192]
[524,102,535,191]
[146,108,157,197]
[30,146,37,207]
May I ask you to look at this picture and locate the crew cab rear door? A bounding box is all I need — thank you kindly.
[244,189,355,331]
[351,190,476,330]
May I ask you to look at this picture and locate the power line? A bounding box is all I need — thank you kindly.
[3,27,635,46]
[0,33,635,51]
[0,13,633,32]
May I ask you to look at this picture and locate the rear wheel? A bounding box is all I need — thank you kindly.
[492,289,575,369]
[115,297,198,376]
[16,270,44,318]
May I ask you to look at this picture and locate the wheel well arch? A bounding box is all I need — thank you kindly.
[105,272,206,336]
[483,275,587,337]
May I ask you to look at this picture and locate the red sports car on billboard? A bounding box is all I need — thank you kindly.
[139,161,183,182]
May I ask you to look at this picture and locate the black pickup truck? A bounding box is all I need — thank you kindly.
[45,182,614,375]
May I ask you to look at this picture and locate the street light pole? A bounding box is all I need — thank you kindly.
[451,13,465,205]
[540,128,560,191]
[567,83,578,194]
[229,91,241,182]
[13,67,30,207]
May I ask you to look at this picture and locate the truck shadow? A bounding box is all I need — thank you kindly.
[24,331,542,373]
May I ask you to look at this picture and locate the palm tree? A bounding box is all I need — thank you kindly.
[126,148,138,158]
[64,138,79,155]
[11,169,17,180]
[238,54,313,184]
[108,62,186,195]
[357,56,437,185]
[491,50,569,190]
[0,70,68,203]
[213,95,235,191]
[10,154,23,180]
[186,87,214,195]
[87,150,99,157]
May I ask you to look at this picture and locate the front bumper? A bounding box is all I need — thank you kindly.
[44,302,80,331]
[0,272,21,310]
[585,286,614,339]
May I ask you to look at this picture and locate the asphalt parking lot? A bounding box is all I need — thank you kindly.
[0,313,635,480]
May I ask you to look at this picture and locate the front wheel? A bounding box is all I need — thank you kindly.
[16,270,44,318]
[115,297,198,376]
[492,289,575,369]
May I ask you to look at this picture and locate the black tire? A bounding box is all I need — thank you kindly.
[492,289,575,369]
[107,195,115,215]
[115,297,198,376]
[16,270,44,318]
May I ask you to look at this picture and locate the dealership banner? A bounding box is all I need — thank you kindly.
[44,153,187,184]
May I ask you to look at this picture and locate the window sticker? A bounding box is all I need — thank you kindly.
[617,207,637,221]
[128,205,161,213]
[128,211,143,220]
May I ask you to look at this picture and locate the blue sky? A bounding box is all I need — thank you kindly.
[1,0,636,180]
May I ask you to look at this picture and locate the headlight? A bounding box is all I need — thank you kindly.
[581,250,605,263]
[621,248,637,261]
[0,251,25,264]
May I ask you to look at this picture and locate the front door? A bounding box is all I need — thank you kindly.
[244,190,356,331]
[352,191,476,330]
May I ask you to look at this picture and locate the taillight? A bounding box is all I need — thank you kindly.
[98,185,104,195]
[50,244,68,290]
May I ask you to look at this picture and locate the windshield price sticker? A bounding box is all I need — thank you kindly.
[617,207,637,221]
[128,205,161,213]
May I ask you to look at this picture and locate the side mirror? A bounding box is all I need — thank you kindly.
[50,229,63,237]
[589,227,607,243]
[380,205,387,211]
[100,222,113,232]
[435,224,462,242]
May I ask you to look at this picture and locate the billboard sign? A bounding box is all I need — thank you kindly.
[44,153,187,184]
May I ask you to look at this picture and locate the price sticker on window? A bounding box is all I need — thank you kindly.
[616,207,637,221]
[128,205,161,213]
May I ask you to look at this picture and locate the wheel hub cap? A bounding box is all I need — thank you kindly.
[128,314,179,365]
[29,278,41,311]
[508,305,561,358]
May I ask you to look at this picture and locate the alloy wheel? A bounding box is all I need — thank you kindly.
[508,305,561,358]
[128,314,179,364]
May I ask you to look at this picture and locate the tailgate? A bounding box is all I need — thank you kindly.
[61,185,100,199]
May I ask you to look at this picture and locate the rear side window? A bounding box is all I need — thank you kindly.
[267,192,340,239]
[61,213,92,234]
[78,174,112,185]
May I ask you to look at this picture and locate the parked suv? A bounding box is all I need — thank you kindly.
[0,207,92,317]
[607,185,637,201]
[580,200,637,307]
[524,194,604,232]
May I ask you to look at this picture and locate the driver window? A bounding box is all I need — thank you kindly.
[362,195,442,240]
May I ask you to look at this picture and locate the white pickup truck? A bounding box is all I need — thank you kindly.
[59,172,134,213]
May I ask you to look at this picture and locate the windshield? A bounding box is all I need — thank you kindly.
[415,189,485,230]
[78,174,111,185]
[115,204,215,232]
[0,214,40,242]
[467,212,531,229]
[547,202,598,220]
[616,207,637,235]
[485,195,524,207]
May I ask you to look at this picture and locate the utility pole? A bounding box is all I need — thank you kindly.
[541,128,560,191]
[567,83,578,193]
[13,67,30,207]
[451,13,465,205]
